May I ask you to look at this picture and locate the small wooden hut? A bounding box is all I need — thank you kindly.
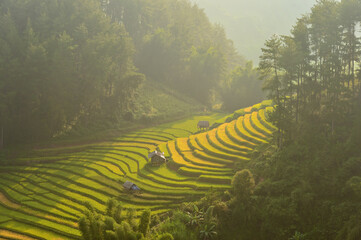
[123,181,140,191]
[197,121,210,131]
[148,150,167,166]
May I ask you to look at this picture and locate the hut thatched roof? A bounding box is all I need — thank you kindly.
[197,121,210,128]
[123,181,140,191]
[148,150,166,160]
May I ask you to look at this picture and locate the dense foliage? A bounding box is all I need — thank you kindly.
[79,198,219,240]
[258,0,361,147]
[79,199,146,239]
[137,1,361,239]
[221,61,264,111]
[212,0,361,239]
[4,0,361,239]
[0,0,143,145]
[102,0,242,106]
[0,0,262,147]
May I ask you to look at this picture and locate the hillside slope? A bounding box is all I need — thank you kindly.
[0,101,275,239]
[132,80,205,122]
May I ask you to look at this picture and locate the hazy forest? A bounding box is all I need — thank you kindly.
[190,0,316,63]
[0,0,361,240]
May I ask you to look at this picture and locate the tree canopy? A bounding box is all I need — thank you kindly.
[0,0,143,145]
[0,0,244,146]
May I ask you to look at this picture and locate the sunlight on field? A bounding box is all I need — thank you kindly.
[0,102,275,238]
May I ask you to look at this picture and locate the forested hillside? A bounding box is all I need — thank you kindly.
[0,0,266,148]
[0,0,143,145]
[259,0,361,146]
[0,101,275,239]
[207,0,361,239]
[102,0,241,104]
[158,1,361,238]
[1,0,360,239]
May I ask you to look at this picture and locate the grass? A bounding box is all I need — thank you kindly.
[194,133,249,161]
[206,129,246,156]
[243,114,267,139]
[235,117,267,144]
[187,136,203,151]
[225,120,256,148]
[139,168,224,190]
[192,150,235,165]
[168,141,227,172]
[250,111,273,136]
[0,205,81,239]
[0,177,78,222]
[0,103,275,239]
[181,152,225,168]
[198,175,232,185]
[157,143,170,158]
[215,124,252,152]
[258,108,277,131]
[177,167,232,178]
[176,138,193,152]
[0,220,75,240]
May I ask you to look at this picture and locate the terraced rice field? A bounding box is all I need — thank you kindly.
[0,102,275,239]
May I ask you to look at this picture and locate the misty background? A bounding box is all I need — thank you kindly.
[190,0,316,64]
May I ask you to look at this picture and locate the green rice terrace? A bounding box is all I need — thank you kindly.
[0,101,276,240]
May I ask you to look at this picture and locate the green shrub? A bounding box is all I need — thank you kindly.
[138,209,151,236]
[150,214,161,228]
[231,169,255,202]
[159,211,197,240]
[158,233,174,240]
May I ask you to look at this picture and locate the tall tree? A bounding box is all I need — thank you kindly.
[339,0,361,92]
[102,0,240,106]
[290,16,311,123]
[0,0,143,146]
[260,0,361,144]
[259,35,284,146]
[221,62,264,111]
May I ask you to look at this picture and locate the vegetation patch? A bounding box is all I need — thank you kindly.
[0,103,273,238]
